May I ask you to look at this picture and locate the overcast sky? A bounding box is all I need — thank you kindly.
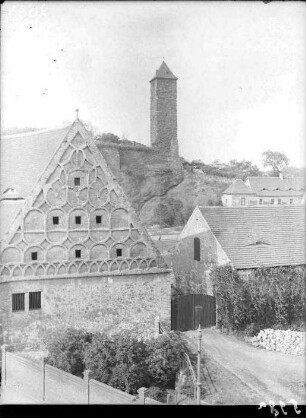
[2,1,305,168]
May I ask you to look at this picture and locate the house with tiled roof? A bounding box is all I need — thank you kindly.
[171,205,306,293]
[0,117,174,351]
[222,174,306,206]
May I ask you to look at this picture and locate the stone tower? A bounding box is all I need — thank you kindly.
[150,61,179,157]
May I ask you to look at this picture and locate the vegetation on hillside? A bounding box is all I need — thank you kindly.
[210,264,306,336]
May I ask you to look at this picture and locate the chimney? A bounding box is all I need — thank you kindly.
[137,387,148,404]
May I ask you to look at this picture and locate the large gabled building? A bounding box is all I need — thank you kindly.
[0,118,174,350]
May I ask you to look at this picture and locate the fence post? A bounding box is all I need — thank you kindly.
[83,369,91,404]
[137,387,148,404]
[196,325,202,405]
[154,316,160,338]
[42,357,46,402]
[1,344,7,386]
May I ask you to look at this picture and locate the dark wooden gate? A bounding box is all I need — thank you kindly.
[171,294,216,331]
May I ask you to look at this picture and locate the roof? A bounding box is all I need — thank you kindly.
[150,61,178,82]
[246,176,306,192]
[1,126,71,197]
[0,199,24,240]
[199,205,306,269]
[223,179,255,195]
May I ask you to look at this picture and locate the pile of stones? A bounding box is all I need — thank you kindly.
[251,328,305,356]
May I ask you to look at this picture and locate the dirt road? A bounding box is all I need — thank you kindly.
[182,328,305,405]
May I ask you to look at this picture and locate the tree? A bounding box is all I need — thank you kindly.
[46,328,93,377]
[262,150,290,175]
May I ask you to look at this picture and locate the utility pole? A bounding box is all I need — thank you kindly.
[196,324,202,405]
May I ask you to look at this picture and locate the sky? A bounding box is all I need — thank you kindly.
[1,1,305,168]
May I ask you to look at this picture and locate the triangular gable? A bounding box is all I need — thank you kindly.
[0,119,167,279]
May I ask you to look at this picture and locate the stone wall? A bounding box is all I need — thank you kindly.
[251,329,306,356]
[0,271,173,349]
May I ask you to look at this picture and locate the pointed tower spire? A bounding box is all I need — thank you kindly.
[150,61,178,82]
[75,108,79,120]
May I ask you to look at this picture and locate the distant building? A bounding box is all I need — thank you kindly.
[172,205,306,293]
[222,174,306,206]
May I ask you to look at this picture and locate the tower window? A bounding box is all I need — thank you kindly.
[271,199,274,204]
[290,199,293,204]
[116,248,122,257]
[12,293,25,312]
[75,249,81,258]
[29,292,41,310]
[53,216,59,225]
[74,177,81,186]
[194,237,200,261]
[96,215,102,224]
[278,199,282,205]
[241,198,246,206]
[75,216,81,225]
[259,199,263,205]
[31,252,38,261]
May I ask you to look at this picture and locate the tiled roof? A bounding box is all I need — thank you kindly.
[1,126,71,197]
[247,176,306,192]
[150,61,178,82]
[0,199,24,240]
[223,179,255,195]
[199,206,306,269]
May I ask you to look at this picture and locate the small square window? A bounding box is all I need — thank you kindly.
[290,199,293,204]
[12,293,25,312]
[74,177,81,186]
[278,199,282,205]
[116,248,122,257]
[259,199,263,205]
[75,249,81,258]
[241,198,246,206]
[271,199,274,204]
[75,216,81,225]
[31,252,38,261]
[53,216,59,225]
[29,292,41,310]
[96,215,102,224]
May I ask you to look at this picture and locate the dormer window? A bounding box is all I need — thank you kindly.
[74,177,81,186]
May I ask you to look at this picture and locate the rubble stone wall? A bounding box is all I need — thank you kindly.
[251,328,306,356]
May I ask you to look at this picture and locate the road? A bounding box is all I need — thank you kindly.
[182,328,305,405]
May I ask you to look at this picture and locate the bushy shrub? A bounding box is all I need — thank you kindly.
[211,264,306,333]
[46,328,93,377]
[84,331,150,394]
[146,332,189,389]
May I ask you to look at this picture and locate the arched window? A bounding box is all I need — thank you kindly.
[194,237,200,261]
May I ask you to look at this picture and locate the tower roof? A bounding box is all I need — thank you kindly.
[150,61,178,82]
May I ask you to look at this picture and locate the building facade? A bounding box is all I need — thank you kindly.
[0,119,174,350]
[222,175,306,207]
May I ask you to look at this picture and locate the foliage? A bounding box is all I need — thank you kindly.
[184,158,262,180]
[95,132,120,143]
[46,327,191,396]
[146,386,167,403]
[152,198,185,227]
[211,264,306,333]
[84,331,150,394]
[45,328,93,377]
[146,332,190,389]
[262,150,290,175]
